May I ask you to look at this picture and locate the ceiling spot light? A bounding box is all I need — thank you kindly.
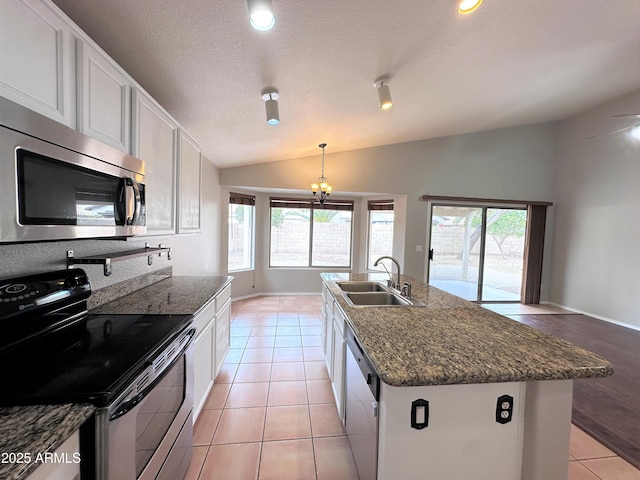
[248,0,276,31]
[457,0,483,14]
[311,143,333,204]
[373,77,393,111]
[262,90,279,125]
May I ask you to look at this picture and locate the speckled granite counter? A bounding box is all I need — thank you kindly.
[322,272,613,387]
[90,275,233,315]
[0,404,94,480]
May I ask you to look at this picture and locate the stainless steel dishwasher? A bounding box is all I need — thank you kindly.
[345,324,380,480]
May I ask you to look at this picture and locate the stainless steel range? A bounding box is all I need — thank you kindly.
[0,269,195,480]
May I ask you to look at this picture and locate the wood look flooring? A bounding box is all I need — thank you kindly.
[509,312,640,471]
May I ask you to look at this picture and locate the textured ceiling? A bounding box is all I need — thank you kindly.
[52,0,640,167]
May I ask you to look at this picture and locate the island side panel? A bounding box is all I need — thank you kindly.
[377,382,526,480]
[521,379,573,480]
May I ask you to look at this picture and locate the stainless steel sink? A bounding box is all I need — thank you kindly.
[346,292,410,306]
[344,291,425,307]
[335,281,388,292]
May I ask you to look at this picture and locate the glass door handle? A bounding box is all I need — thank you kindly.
[428,249,434,261]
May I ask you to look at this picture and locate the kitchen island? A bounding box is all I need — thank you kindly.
[321,272,613,480]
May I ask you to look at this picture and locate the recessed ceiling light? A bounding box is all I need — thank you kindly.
[248,0,275,31]
[457,0,483,15]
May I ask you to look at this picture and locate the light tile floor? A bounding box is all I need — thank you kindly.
[185,295,640,480]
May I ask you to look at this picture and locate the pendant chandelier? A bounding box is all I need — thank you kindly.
[311,143,333,204]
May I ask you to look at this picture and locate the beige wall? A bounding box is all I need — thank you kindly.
[551,89,640,328]
[220,123,558,298]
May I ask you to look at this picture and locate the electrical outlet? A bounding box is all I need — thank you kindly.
[496,395,513,424]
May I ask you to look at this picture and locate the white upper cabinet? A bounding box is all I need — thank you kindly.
[77,40,131,152]
[132,88,178,235]
[178,130,202,233]
[0,0,75,127]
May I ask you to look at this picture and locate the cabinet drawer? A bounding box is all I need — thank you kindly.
[333,302,346,336]
[193,298,216,334]
[215,285,231,314]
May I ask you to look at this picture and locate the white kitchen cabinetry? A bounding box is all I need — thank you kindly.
[0,0,75,127]
[331,304,347,422]
[26,430,80,480]
[132,88,178,235]
[192,282,232,422]
[214,288,232,374]
[192,299,216,421]
[77,40,130,152]
[322,280,346,422]
[178,130,202,233]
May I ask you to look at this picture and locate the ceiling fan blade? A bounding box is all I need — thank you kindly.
[587,124,640,139]
[612,113,640,118]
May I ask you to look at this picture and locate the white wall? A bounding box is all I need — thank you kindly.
[0,157,222,290]
[550,89,640,328]
[220,123,558,298]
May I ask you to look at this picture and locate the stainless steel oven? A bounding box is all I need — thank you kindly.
[96,325,194,480]
[0,96,146,243]
[0,269,194,480]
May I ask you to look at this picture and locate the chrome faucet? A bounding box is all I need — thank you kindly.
[373,256,401,290]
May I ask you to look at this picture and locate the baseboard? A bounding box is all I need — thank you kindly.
[232,291,321,302]
[543,301,640,332]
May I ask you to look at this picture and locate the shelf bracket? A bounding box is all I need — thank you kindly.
[65,245,171,276]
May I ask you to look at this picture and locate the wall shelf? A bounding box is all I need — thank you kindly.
[67,244,172,276]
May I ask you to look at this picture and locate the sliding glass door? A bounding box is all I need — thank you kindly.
[428,204,527,302]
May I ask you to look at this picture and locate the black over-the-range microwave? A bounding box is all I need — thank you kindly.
[0,96,146,244]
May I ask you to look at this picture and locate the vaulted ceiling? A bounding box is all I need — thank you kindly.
[52,0,640,167]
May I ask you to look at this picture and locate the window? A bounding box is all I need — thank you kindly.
[367,199,395,270]
[228,192,255,271]
[269,197,353,267]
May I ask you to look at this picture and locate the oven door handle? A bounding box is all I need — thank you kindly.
[110,328,195,421]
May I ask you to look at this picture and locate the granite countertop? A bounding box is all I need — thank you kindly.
[90,275,233,315]
[322,272,613,387]
[0,404,95,480]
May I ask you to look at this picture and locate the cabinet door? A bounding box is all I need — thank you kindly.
[193,321,215,422]
[332,319,346,422]
[77,40,130,152]
[215,298,231,376]
[324,305,334,381]
[132,88,178,234]
[178,130,202,233]
[0,0,75,127]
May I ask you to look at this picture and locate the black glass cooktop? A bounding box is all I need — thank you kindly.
[0,312,192,408]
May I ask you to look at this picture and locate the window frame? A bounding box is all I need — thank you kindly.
[228,192,256,272]
[268,197,354,268]
[366,199,395,271]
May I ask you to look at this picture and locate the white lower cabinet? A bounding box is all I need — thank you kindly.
[322,281,346,423]
[192,283,232,422]
[215,297,231,375]
[26,431,80,480]
[192,301,216,421]
[331,311,346,422]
